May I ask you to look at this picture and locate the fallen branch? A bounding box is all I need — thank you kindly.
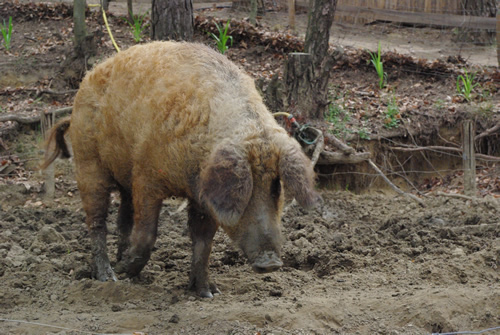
[316,151,370,165]
[391,145,500,162]
[324,132,355,155]
[367,158,425,207]
[0,107,72,124]
[0,88,77,97]
[435,191,475,201]
[35,89,78,98]
[310,131,324,167]
[475,122,500,141]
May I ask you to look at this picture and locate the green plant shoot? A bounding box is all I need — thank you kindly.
[124,11,149,43]
[456,70,479,102]
[209,20,233,54]
[384,96,400,129]
[368,42,386,89]
[1,16,13,51]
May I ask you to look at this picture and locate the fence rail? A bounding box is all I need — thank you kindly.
[335,5,496,29]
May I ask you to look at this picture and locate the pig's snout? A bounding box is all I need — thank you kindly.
[252,251,283,273]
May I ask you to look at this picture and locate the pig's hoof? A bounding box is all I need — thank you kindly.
[114,256,145,277]
[94,264,117,282]
[113,261,127,274]
[198,283,221,298]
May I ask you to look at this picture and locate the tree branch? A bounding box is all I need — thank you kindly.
[390,145,500,162]
[324,132,355,155]
[0,107,72,124]
[317,151,370,165]
[475,121,500,141]
[368,158,425,207]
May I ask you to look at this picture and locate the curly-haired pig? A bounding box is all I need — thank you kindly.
[43,41,321,298]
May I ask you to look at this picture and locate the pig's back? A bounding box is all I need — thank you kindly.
[69,41,263,194]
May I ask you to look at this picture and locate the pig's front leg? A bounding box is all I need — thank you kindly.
[188,204,220,298]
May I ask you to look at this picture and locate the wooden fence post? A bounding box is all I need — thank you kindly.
[288,0,296,31]
[497,1,500,67]
[463,120,476,196]
[41,111,55,200]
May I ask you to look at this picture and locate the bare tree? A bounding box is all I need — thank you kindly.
[151,0,193,41]
[284,0,341,120]
[458,0,497,44]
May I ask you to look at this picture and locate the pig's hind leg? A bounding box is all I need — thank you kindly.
[114,178,162,277]
[188,204,221,298]
[77,163,117,282]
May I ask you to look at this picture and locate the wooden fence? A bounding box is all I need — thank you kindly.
[336,0,461,14]
[290,0,497,28]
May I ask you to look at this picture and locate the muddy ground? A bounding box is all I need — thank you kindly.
[1,174,499,334]
[1,1,499,334]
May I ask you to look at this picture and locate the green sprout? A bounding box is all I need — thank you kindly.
[124,11,149,43]
[368,42,387,89]
[325,93,352,139]
[209,20,233,54]
[384,96,400,129]
[357,128,371,140]
[456,70,479,102]
[1,16,13,51]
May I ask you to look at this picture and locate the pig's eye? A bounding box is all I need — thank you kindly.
[271,177,281,199]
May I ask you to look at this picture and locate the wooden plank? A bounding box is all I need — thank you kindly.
[335,5,496,30]
[213,0,494,30]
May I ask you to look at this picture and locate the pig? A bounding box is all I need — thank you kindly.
[43,41,320,298]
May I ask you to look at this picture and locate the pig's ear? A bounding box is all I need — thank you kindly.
[279,143,322,209]
[200,145,253,226]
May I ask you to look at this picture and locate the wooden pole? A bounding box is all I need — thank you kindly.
[41,111,56,200]
[288,0,296,31]
[497,1,500,67]
[73,0,87,48]
[463,120,476,196]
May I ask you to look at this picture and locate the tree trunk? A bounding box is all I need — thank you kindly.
[458,0,496,44]
[250,0,258,25]
[285,0,340,120]
[284,53,314,117]
[151,0,193,41]
[73,0,97,60]
[305,0,337,63]
[288,0,296,31]
[461,0,496,16]
[61,0,96,88]
[127,0,133,22]
[74,0,87,55]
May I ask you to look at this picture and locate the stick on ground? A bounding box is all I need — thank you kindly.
[368,158,425,207]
